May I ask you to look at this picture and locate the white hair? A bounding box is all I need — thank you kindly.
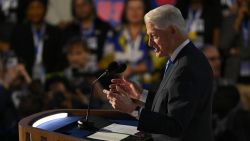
[144,4,187,34]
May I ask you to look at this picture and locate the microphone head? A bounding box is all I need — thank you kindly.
[107,61,119,73]
[106,61,127,75]
[115,63,127,73]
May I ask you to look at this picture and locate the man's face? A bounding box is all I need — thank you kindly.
[146,22,173,58]
[26,1,46,24]
[126,0,144,24]
[74,0,93,20]
[67,44,89,68]
[203,47,221,78]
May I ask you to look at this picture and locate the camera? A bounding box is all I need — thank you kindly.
[6,57,18,69]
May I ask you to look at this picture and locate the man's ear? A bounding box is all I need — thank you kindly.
[169,25,177,35]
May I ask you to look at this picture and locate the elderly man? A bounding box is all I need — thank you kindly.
[103,4,213,141]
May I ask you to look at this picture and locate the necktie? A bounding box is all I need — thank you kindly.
[164,59,173,74]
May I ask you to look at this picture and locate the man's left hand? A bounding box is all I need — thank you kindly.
[103,89,137,114]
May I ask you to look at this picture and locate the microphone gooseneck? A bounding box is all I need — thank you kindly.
[77,61,127,129]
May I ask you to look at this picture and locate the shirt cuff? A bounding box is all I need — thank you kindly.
[139,89,148,103]
[130,106,144,119]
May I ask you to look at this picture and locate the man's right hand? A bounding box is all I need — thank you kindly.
[109,77,143,100]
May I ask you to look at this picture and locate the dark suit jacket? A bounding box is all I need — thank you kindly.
[11,22,63,75]
[138,42,214,141]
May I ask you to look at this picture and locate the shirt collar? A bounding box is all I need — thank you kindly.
[170,39,190,62]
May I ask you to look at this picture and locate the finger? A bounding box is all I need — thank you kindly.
[109,98,119,110]
[109,84,118,90]
[116,84,130,92]
[112,100,121,111]
[121,75,125,80]
[107,93,114,100]
[111,79,125,84]
[110,88,118,93]
[108,92,120,101]
[121,75,127,82]
[110,84,128,93]
[116,86,128,96]
[111,102,117,110]
[121,76,131,84]
[103,89,115,100]
[109,98,114,104]
[111,83,129,89]
[111,93,121,101]
[103,89,110,95]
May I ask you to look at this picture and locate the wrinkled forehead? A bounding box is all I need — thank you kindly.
[146,22,157,33]
[146,22,166,35]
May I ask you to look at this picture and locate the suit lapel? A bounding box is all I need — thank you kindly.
[151,60,178,111]
[160,60,179,91]
[151,77,166,111]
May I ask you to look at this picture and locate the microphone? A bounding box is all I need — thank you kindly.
[91,61,119,84]
[77,61,127,128]
[115,63,127,74]
[72,62,120,78]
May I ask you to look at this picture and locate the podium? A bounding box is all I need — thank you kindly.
[19,109,150,141]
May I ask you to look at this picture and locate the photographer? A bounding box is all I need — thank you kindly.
[43,76,103,109]
[44,76,74,109]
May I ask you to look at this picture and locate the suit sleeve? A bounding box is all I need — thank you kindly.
[138,65,202,137]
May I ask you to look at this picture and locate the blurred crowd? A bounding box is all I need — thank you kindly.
[1,0,250,140]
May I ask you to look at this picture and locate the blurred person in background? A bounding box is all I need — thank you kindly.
[1,12,47,140]
[45,0,73,29]
[0,54,18,141]
[0,22,34,141]
[0,22,15,80]
[63,38,109,108]
[0,20,32,107]
[215,83,250,141]
[220,0,250,83]
[0,0,38,24]
[220,0,237,17]
[11,0,64,83]
[43,74,107,109]
[102,0,153,87]
[64,0,112,73]
[202,45,222,78]
[0,78,18,141]
[0,0,19,23]
[64,38,97,76]
[43,76,75,109]
[202,45,239,134]
[175,0,222,48]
